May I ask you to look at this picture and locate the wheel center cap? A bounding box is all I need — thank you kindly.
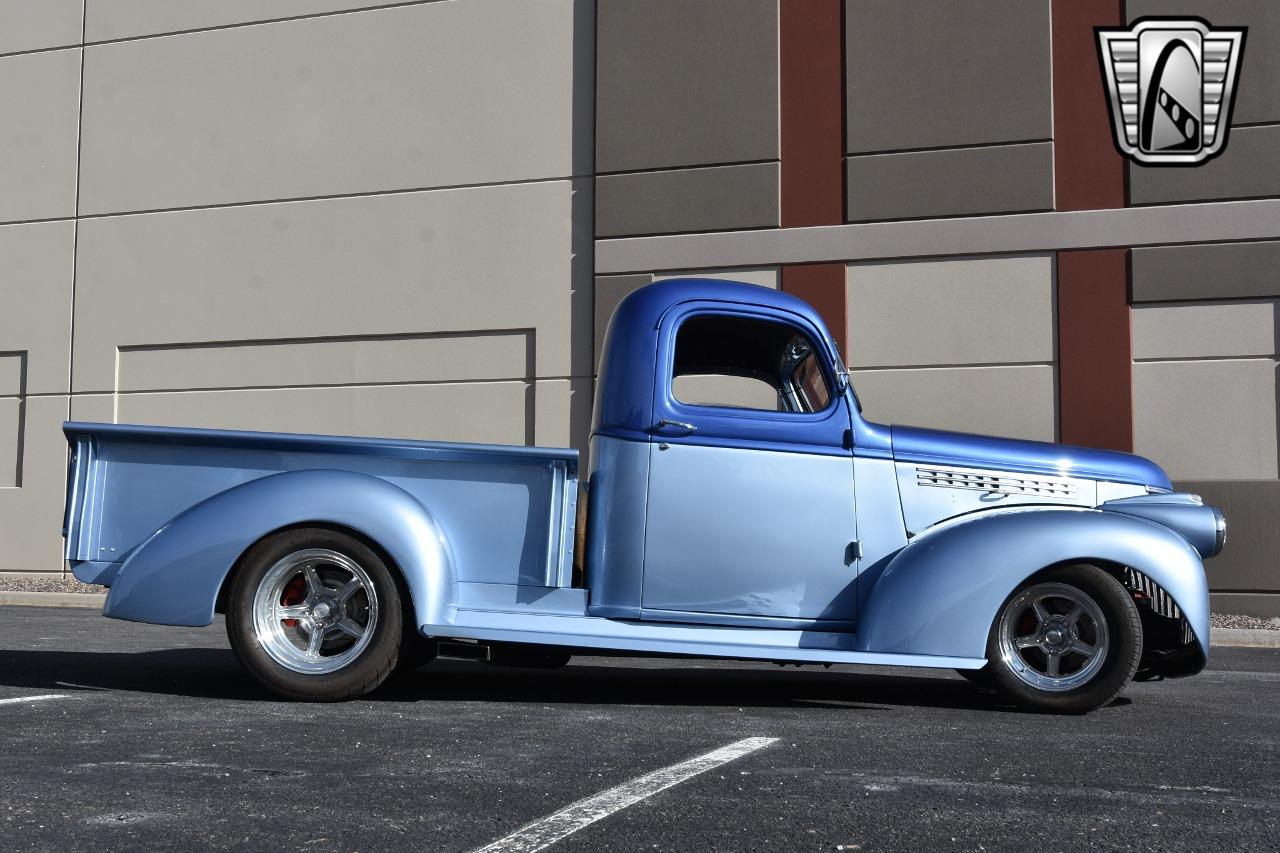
[313,600,332,620]
[1045,628,1065,645]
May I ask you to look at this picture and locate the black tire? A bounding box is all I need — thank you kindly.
[226,527,409,701]
[984,564,1142,714]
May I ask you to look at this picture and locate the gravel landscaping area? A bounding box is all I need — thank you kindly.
[1210,612,1280,630]
[0,576,104,594]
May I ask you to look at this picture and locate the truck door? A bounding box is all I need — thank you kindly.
[641,307,858,629]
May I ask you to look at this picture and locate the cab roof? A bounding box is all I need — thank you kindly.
[591,278,840,441]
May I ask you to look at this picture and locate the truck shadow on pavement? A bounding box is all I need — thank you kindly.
[0,646,1065,712]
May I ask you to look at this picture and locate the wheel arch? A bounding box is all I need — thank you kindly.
[856,508,1209,662]
[215,521,417,621]
[104,469,456,630]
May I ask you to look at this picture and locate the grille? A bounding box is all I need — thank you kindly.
[1125,568,1195,644]
[915,466,1077,499]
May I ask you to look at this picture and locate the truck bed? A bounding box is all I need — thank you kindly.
[63,422,578,617]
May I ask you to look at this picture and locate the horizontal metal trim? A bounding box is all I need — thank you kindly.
[852,360,1055,372]
[595,199,1280,273]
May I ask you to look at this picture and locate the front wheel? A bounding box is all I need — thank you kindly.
[985,564,1142,714]
[226,528,407,701]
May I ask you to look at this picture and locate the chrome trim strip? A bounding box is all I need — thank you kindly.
[915,465,1077,499]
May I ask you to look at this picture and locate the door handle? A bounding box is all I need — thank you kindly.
[655,418,697,433]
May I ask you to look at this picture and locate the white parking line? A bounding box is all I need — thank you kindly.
[470,736,778,853]
[0,694,69,706]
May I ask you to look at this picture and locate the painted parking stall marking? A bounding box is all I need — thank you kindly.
[0,694,69,706]
[471,736,779,853]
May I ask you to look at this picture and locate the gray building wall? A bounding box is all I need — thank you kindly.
[0,0,595,576]
[3,0,1278,617]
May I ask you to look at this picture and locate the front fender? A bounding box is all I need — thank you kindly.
[857,508,1209,661]
[104,469,456,629]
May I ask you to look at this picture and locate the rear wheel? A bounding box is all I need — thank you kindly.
[985,564,1141,714]
[226,528,407,701]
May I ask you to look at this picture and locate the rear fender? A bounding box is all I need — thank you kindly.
[104,469,456,628]
[857,508,1209,661]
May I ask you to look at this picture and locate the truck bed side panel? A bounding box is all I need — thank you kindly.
[63,423,577,618]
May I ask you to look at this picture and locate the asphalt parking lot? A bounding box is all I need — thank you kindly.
[0,605,1277,852]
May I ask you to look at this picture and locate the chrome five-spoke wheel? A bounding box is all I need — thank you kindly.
[228,527,406,700]
[251,548,380,675]
[997,582,1108,692]
[983,564,1141,714]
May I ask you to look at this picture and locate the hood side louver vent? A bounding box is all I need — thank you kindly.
[916,466,1077,499]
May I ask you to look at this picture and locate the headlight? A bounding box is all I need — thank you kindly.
[1213,508,1227,556]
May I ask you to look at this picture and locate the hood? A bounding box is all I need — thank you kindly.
[890,425,1172,490]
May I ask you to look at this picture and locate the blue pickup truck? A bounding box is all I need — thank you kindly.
[62,278,1224,713]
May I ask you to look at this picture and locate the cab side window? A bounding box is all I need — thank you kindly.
[672,315,833,414]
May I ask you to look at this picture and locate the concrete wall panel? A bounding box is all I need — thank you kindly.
[847,255,1055,368]
[673,374,780,411]
[117,331,531,393]
[1134,359,1278,480]
[595,163,779,237]
[846,143,1053,223]
[1132,301,1276,360]
[76,376,590,451]
[1132,241,1280,303]
[0,396,19,488]
[0,354,22,398]
[594,268,779,366]
[654,268,779,290]
[1129,126,1280,206]
[107,383,531,445]
[0,396,70,573]
[850,365,1057,442]
[533,377,593,451]
[845,0,1052,153]
[1176,480,1280,595]
[0,0,82,54]
[79,0,589,214]
[1210,592,1280,620]
[85,1,399,41]
[594,274,651,365]
[0,222,75,394]
[72,180,589,392]
[0,49,81,223]
[595,0,778,173]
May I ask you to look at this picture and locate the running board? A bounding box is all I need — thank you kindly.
[425,611,985,670]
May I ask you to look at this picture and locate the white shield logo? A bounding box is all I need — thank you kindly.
[1097,18,1246,166]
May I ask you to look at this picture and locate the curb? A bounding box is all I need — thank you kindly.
[0,591,106,609]
[1211,627,1280,649]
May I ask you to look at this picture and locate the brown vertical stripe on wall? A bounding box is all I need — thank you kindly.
[1052,3,1132,454]
[1050,0,1126,211]
[1057,249,1132,451]
[779,0,844,227]
[779,0,847,350]
[783,263,847,356]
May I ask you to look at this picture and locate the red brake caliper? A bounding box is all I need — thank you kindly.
[280,576,307,627]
